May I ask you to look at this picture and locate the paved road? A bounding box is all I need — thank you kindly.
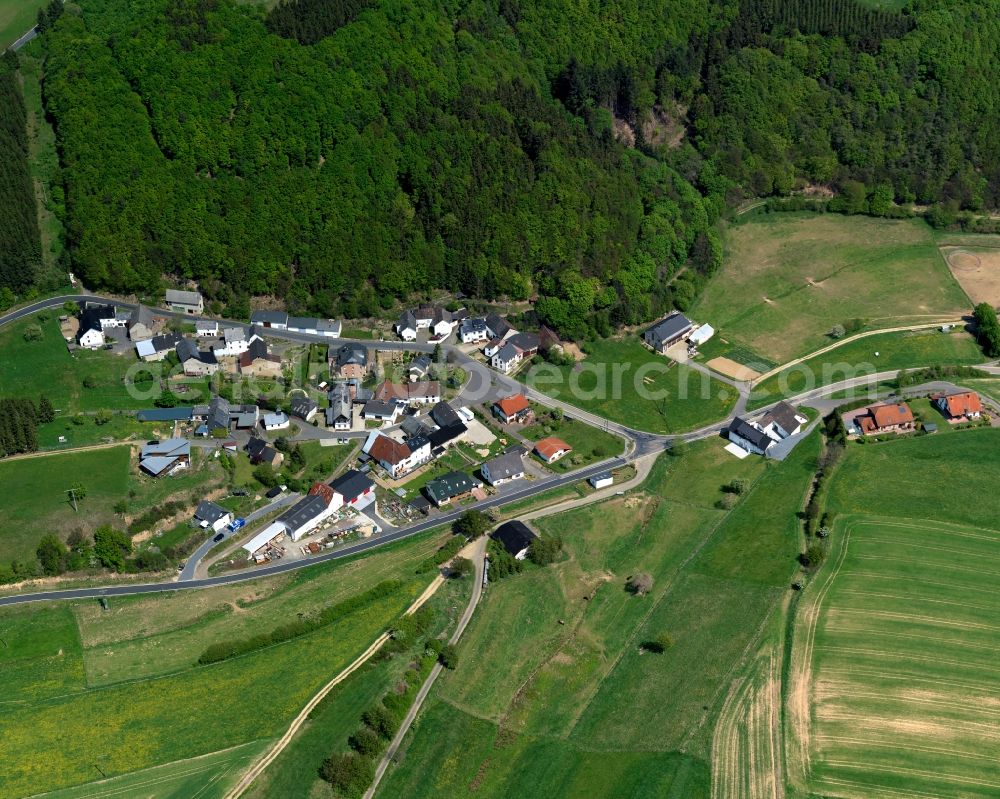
[363,536,488,799]
[8,26,38,52]
[178,492,301,581]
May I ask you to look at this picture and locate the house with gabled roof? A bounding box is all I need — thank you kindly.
[194,501,232,532]
[332,344,368,379]
[490,332,539,374]
[933,390,983,421]
[481,449,526,486]
[363,431,428,478]
[250,310,288,329]
[760,401,808,440]
[139,439,191,477]
[330,469,376,509]
[135,332,183,362]
[857,402,915,435]
[726,416,774,456]
[493,394,532,424]
[239,337,282,378]
[491,520,537,559]
[127,304,162,341]
[643,312,694,353]
[534,437,572,464]
[177,339,219,376]
[326,383,353,430]
[165,289,203,315]
[291,397,319,422]
[425,471,476,506]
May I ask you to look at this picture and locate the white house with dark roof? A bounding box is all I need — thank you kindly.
[177,339,219,376]
[726,417,774,456]
[135,332,183,362]
[194,501,232,532]
[459,318,490,344]
[643,312,695,353]
[481,449,526,486]
[139,439,191,477]
[760,402,808,441]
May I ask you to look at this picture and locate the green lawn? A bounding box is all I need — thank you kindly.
[0,0,45,50]
[692,215,971,364]
[36,413,158,449]
[0,316,150,412]
[0,525,452,797]
[378,436,818,795]
[748,328,985,408]
[520,416,624,472]
[788,511,1000,796]
[523,338,737,434]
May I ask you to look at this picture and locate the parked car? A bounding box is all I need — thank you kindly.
[213,532,225,542]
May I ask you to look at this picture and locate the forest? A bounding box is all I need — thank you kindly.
[0,52,41,303]
[16,0,1000,336]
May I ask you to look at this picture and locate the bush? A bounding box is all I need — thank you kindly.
[415,535,466,574]
[527,534,562,566]
[485,538,522,580]
[726,478,749,495]
[36,534,67,576]
[449,556,474,578]
[348,727,383,758]
[318,752,373,796]
[438,644,459,669]
[640,633,673,654]
[362,704,399,740]
[453,509,489,539]
[626,572,653,596]
[715,493,738,510]
[799,543,826,568]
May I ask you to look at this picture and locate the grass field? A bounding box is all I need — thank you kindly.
[0,0,45,50]
[523,337,737,433]
[520,416,624,472]
[0,317,150,413]
[378,436,818,797]
[788,515,1000,798]
[748,328,984,408]
[693,215,971,364]
[0,527,451,797]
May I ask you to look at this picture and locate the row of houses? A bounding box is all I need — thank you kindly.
[361,399,471,478]
[842,391,983,438]
[395,305,468,341]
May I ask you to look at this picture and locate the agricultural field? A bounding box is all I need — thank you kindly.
[523,337,737,434]
[693,215,971,364]
[0,316,150,413]
[378,436,818,797]
[0,527,450,797]
[748,327,984,409]
[788,515,1000,798]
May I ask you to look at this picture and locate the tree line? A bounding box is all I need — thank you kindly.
[0,396,53,457]
[0,53,42,305]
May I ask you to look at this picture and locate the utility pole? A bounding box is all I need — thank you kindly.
[67,487,78,512]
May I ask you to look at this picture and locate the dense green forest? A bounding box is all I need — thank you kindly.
[0,52,42,303]
[20,0,1000,335]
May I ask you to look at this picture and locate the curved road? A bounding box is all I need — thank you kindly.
[1,293,992,607]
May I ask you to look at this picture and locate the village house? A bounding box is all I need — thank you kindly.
[363,431,429,478]
[760,401,809,440]
[196,396,259,434]
[362,399,403,424]
[290,397,319,422]
[247,436,284,467]
[481,449,526,486]
[490,332,539,374]
[484,313,514,342]
[213,327,259,358]
[534,437,572,464]
[726,416,774,456]
[139,439,191,477]
[374,380,442,406]
[325,383,353,430]
[459,318,490,344]
[491,520,537,560]
[177,339,220,376]
[250,310,288,330]
[493,394,533,425]
[238,338,283,379]
[424,470,476,506]
[262,412,290,431]
[127,304,162,341]
[332,344,368,380]
[165,289,204,315]
[135,332,183,362]
[195,320,219,337]
[75,305,117,349]
[395,305,467,341]
[856,402,915,436]
[933,390,983,421]
[643,312,695,353]
[408,354,432,382]
[193,501,232,532]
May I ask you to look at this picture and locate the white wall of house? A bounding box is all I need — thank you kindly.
[78,329,105,349]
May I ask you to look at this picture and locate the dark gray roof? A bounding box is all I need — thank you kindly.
[460,318,488,334]
[727,417,772,450]
[401,415,432,438]
[335,344,368,367]
[508,332,539,352]
[136,407,193,422]
[494,343,519,363]
[129,304,155,328]
[150,332,183,352]
[761,401,802,434]
[431,401,462,429]
[364,399,398,417]
[290,397,318,419]
[410,354,432,371]
[485,313,512,339]
[483,450,524,481]
[407,434,430,452]
[195,501,229,524]
[277,494,329,531]
[77,304,115,336]
[428,422,466,448]
[177,338,217,365]
[425,471,475,504]
[250,310,288,326]
[330,469,374,502]
[165,289,202,305]
[646,313,693,346]
[491,520,537,556]
[207,396,232,431]
[246,436,268,458]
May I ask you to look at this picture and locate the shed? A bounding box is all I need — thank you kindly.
[589,472,613,490]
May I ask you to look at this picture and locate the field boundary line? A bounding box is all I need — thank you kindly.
[224,575,444,799]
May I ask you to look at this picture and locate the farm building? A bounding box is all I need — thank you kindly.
[689,324,715,346]
[643,312,694,353]
[139,439,191,477]
[165,289,204,314]
[330,469,376,509]
[250,310,288,329]
[491,520,537,560]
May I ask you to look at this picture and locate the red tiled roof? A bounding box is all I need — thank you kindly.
[308,482,336,506]
[938,391,982,417]
[495,394,530,417]
[368,434,411,466]
[534,437,572,461]
[869,402,914,429]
